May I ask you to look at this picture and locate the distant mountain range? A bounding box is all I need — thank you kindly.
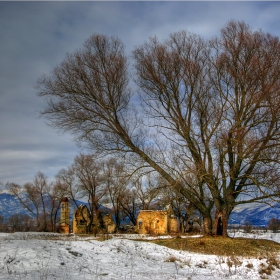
[228,202,280,227]
[0,192,32,218]
[0,191,112,221]
[0,191,279,227]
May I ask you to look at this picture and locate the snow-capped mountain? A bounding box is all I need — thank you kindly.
[0,192,32,218]
[0,192,111,221]
[229,202,280,227]
[1,192,280,226]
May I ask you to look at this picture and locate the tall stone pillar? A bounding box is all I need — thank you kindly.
[59,197,70,234]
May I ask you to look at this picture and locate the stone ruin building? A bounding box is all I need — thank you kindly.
[72,204,116,234]
[136,205,179,235]
[72,204,90,234]
[59,198,116,234]
[59,197,178,235]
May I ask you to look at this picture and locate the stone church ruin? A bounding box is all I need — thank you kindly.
[136,206,179,235]
[72,204,116,234]
[58,198,116,234]
[59,197,179,235]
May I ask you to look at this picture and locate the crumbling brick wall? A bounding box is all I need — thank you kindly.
[136,210,169,235]
[73,205,91,234]
[72,205,116,234]
[136,207,179,235]
[59,197,70,234]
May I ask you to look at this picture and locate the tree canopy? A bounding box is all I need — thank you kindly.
[37,21,280,236]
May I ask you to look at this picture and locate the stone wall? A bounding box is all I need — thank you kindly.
[73,205,91,234]
[59,197,70,234]
[136,210,169,235]
[136,208,179,235]
[72,205,116,234]
[169,216,179,233]
[103,215,116,234]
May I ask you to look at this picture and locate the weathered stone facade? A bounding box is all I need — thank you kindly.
[103,214,116,234]
[73,204,91,234]
[59,197,70,234]
[136,206,179,235]
[72,205,116,234]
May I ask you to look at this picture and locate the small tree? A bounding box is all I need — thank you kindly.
[6,172,54,232]
[119,187,140,226]
[243,222,253,233]
[0,215,6,232]
[134,173,162,210]
[48,181,68,232]
[6,182,41,230]
[73,153,107,233]
[102,157,128,230]
[268,218,280,232]
[57,154,108,233]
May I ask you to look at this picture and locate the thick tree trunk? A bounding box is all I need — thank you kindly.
[213,212,223,236]
[222,215,229,237]
[213,208,231,237]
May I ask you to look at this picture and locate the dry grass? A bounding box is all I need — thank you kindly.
[148,236,280,257]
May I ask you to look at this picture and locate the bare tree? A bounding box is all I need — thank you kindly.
[6,182,40,230]
[119,187,139,226]
[102,157,128,229]
[56,167,80,206]
[35,31,220,234]
[72,153,107,233]
[37,22,280,236]
[0,215,6,232]
[268,218,280,232]
[6,214,35,232]
[48,180,68,232]
[133,22,280,236]
[133,173,162,210]
[33,171,50,231]
[6,172,52,231]
[207,21,280,235]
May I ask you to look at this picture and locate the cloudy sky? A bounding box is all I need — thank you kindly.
[1,1,280,188]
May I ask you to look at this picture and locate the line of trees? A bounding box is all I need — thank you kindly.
[35,20,280,236]
[5,153,195,233]
[0,214,36,232]
[6,171,66,232]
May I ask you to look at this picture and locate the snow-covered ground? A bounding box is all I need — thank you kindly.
[0,231,280,279]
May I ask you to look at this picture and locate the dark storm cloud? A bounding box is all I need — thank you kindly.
[1,1,280,188]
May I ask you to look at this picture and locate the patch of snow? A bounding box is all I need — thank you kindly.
[0,231,280,279]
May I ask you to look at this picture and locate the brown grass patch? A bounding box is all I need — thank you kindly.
[147,236,280,257]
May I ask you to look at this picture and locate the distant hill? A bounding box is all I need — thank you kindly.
[0,192,111,221]
[229,202,280,227]
[1,192,280,226]
[0,192,32,218]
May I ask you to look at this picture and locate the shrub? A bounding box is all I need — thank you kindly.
[164,255,181,263]
[258,253,280,277]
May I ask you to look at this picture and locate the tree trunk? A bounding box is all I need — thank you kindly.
[213,211,222,236]
[222,215,229,237]
[213,208,231,237]
[202,215,213,235]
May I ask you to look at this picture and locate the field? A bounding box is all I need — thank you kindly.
[1,231,280,279]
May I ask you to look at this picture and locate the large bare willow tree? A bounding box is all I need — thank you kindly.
[37,21,280,236]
